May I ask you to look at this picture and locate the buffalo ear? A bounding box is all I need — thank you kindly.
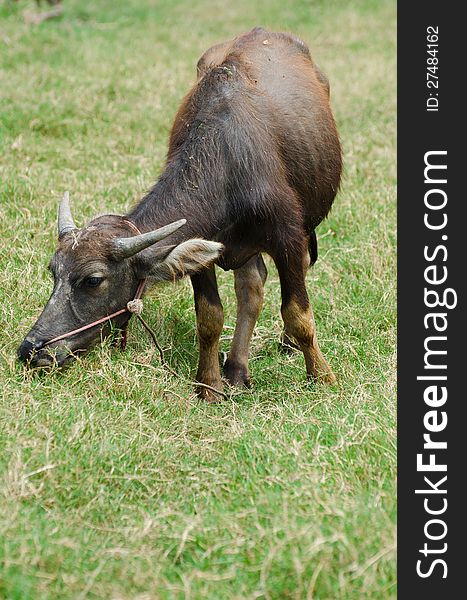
[137,239,223,281]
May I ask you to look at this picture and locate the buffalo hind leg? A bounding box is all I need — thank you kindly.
[224,254,267,387]
[275,245,336,384]
[280,245,311,353]
[191,266,224,401]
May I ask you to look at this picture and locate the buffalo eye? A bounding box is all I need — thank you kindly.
[85,276,104,288]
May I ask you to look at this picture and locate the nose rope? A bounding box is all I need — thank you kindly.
[41,278,147,348]
[39,276,228,400]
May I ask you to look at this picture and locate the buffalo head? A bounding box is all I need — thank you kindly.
[18,192,222,367]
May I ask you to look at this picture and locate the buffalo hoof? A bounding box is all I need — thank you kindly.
[196,380,225,403]
[306,366,337,386]
[223,359,251,388]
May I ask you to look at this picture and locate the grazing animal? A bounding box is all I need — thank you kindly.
[18,27,342,400]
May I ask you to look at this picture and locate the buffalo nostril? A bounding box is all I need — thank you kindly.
[17,339,41,362]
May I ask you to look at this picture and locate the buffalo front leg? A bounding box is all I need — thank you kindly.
[224,254,267,387]
[191,266,225,401]
[274,245,336,384]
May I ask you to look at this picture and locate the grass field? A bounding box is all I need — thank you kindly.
[0,0,396,598]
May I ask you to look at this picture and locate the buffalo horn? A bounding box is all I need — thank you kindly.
[58,191,77,237]
[112,219,187,259]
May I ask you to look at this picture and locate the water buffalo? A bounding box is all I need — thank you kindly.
[18,27,342,400]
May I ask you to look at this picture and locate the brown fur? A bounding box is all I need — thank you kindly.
[281,300,335,384]
[191,268,224,401]
[223,255,267,386]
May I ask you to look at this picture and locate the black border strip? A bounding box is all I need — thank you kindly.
[398,3,464,596]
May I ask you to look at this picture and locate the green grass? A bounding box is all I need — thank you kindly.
[0,0,396,598]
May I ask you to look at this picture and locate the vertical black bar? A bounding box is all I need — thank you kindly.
[398,3,465,597]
